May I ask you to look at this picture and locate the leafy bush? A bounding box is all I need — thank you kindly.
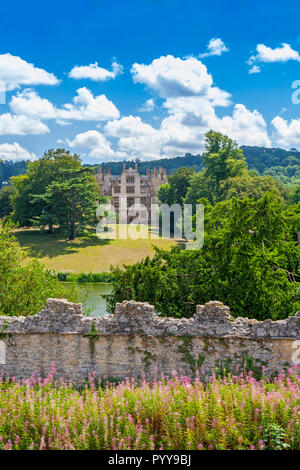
[0,224,79,316]
[108,194,300,320]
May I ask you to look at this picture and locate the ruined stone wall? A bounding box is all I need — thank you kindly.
[0,299,299,385]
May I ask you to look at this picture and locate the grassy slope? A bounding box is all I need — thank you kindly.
[15,227,176,273]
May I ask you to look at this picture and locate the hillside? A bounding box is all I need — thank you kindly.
[1,146,299,185]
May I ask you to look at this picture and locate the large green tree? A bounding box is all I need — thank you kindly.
[11,149,99,239]
[107,193,300,320]
[37,166,99,240]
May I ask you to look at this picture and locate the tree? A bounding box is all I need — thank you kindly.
[292,186,300,204]
[219,173,285,201]
[202,130,248,202]
[11,149,99,239]
[0,185,14,218]
[158,167,195,205]
[0,224,79,316]
[107,193,300,320]
[36,166,99,240]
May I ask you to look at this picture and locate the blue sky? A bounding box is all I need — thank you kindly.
[1,0,300,163]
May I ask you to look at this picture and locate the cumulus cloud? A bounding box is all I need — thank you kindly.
[0,142,36,161]
[58,87,120,121]
[159,103,270,155]
[66,130,121,159]
[0,53,59,91]
[139,98,155,112]
[105,115,163,160]
[0,113,49,135]
[69,60,123,81]
[248,43,300,68]
[131,55,225,99]
[10,87,120,123]
[199,38,229,58]
[271,116,300,148]
[10,89,57,119]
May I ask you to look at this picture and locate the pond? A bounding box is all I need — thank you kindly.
[66,283,113,317]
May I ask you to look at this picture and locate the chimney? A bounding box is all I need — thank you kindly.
[123,162,126,172]
[147,168,150,176]
[108,167,112,175]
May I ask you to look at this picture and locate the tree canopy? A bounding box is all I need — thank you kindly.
[108,193,300,320]
[10,149,100,240]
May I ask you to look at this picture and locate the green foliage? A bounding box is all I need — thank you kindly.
[158,167,195,205]
[0,370,298,450]
[0,160,27,187]
[263,424,291,450]
[0,224,79,316]
[201,130,248,202]
[108,193,300,320]
[56,271,114,283]
[292,185,300,204]
[0,185,14,218]
[10,149,100,240]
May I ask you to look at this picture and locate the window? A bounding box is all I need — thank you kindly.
[114,186,120,193]
[126,176,134,183]
[141,197,147,205]
[113,197,120,205]
[141,187,147,193]
[127,197,134,206]
[126,186,135,194]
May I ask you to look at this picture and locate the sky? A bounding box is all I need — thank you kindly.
[1,0,300,163]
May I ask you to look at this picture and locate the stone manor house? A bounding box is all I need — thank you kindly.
[96,162,167,223]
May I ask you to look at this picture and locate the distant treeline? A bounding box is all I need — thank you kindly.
[0,160,28,186]
[89,146,300,177]
[87,153,204,175]
[1,145,300,184]
[55,271,114,283]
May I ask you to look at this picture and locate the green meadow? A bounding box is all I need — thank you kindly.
[15,225,176,273]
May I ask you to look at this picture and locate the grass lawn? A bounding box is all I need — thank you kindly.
[15,226,177,273]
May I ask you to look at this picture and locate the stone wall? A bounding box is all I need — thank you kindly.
[0,298,299,385]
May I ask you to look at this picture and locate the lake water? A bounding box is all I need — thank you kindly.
[68,283,113,317]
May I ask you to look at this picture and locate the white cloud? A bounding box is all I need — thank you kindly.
[271,116,300,148]
[10,87,120,123]
[69,60,123,81]
[139,98,155,112]
[105,115,157,137]
[0,53,59,91]
[10,89,57,119]
[0,113,49,135]
[0,142,36,161]
[131,55,224,99]
[105,116,163,160]
[248,43,300,65]
[58,87,120,121]
[249,65,261,74]
[67,130,119,159]
[199,38,229,58]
